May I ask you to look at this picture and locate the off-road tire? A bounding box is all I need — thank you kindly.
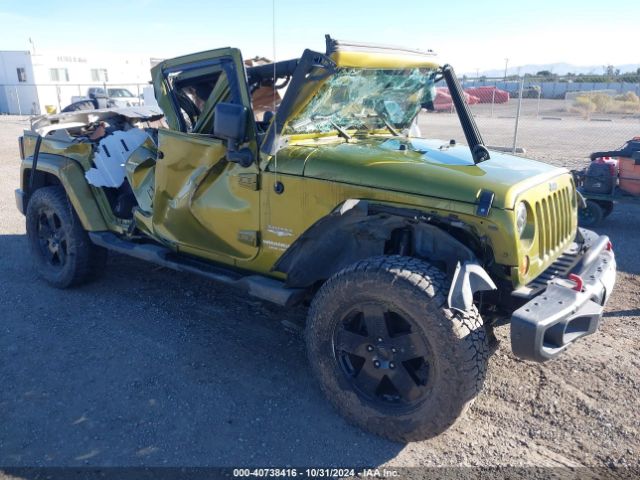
[596,200,614,218]
[305,255,488,442]
[578,199,604,227]
[26,186,107,288]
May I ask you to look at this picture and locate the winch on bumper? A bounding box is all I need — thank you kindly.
[511,229,616,362]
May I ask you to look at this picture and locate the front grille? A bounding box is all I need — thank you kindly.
[512,242,581,298]
[534,186,574,259]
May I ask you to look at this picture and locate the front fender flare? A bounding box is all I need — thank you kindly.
[274,199,483,289]
[447,261,497,312]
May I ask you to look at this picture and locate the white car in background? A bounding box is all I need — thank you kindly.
[70,87,143,109]
[106,88,143,107]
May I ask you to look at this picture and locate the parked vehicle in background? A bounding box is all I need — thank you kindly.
[69,87,143,110]
[106,88,143,107]
[511,85,541,99]
[15,36,617,442]
[575,137,640,226]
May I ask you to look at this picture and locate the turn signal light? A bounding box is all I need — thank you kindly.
[519,255,530,276]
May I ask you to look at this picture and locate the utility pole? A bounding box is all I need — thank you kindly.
[504,58,509,80]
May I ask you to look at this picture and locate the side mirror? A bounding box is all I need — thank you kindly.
[214,102,253,167]
[214,102,247,145]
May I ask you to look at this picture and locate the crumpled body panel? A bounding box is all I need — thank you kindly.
[86,129,151,188]
[151,129,260,261]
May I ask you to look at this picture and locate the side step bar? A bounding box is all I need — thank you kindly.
[88,232,306,307]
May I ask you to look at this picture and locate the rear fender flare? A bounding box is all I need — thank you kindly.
[23,154,108,231]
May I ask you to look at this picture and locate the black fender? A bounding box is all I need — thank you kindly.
[21,153,109,231]
[273,199,484,289]
[447,261,497,312]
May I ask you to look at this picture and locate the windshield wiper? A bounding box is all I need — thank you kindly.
[364,112,400,136]
[380,116,400,136]
[329,121,352,141]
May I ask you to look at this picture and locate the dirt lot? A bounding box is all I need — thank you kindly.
[0,110,638,473]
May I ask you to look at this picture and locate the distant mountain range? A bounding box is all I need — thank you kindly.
[465,63,640,77]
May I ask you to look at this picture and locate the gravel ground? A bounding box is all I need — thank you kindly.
[0,110,638,472]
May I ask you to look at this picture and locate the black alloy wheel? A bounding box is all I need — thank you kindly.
[333,302,433,409]
[578,199,604,227]
[35,208,68,269]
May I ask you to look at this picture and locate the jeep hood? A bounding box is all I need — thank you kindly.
[288,138,567,209]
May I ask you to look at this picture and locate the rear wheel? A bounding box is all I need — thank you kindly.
[596,200,614,218]
[26,186,107,288]
[578,199,604,227]
[305,256,488,442]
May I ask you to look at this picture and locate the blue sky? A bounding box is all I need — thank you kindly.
[0,0,638,72]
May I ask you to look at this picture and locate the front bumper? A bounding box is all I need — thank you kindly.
[511,229,616,362]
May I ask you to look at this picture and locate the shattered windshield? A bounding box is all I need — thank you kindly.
[283,67,437,135]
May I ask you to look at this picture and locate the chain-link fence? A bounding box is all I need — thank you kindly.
[0,82,152,116]
[421,75,640,171]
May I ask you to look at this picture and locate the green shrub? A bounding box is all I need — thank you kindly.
[571,92,640,115]
[572,96,596,116]
[614,92,640,103]
[614,100,640,114]
[589,93,614,112]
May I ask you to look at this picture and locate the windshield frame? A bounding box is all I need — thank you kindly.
[259,47,440,156]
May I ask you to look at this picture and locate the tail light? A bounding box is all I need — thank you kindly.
[18,136,25,160]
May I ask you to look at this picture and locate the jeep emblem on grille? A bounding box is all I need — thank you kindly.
[549,181,558,192]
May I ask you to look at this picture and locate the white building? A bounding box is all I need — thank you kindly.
[0,50,153,115]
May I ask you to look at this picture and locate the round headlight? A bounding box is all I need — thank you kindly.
[516,202,527,236]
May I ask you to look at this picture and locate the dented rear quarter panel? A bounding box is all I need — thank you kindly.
[20,133,111,232]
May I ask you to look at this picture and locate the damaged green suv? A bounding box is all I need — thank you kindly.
[16,36,616,441]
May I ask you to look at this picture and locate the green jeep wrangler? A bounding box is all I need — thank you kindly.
[15,36,616,442]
